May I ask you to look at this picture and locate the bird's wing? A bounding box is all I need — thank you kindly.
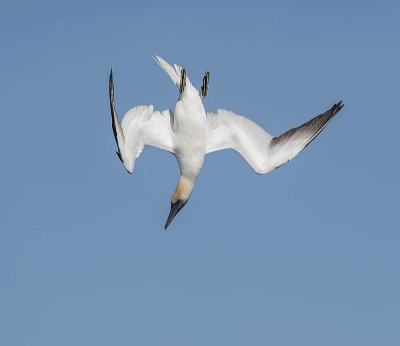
[206,102,343,174]
[109,70,174,174]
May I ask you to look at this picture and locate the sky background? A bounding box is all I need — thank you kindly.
[1,0,399,345]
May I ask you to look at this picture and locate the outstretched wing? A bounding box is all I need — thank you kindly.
[109,70,174,174]
[206,102,343,174]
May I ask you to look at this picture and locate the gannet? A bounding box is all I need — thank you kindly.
[109,56,343,229]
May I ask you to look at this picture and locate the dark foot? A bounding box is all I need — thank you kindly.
[179,68,187,93]
[201,71,210,99]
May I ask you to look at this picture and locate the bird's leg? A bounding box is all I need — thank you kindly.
[179,68,187,93]
[201,71,210,100]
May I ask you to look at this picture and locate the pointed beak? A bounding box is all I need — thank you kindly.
[164,199,187,230]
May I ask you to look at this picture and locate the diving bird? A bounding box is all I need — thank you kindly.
[109,56,343,229]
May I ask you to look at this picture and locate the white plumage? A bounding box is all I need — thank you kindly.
[109,56,343,229]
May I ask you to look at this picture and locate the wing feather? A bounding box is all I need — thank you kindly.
[206,102,343,174]
[109,70,174,174]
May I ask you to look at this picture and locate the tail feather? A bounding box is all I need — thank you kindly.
[152,56,187,90]
[174,64,182,77]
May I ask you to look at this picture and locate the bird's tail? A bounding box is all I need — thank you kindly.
[152,56,188,90]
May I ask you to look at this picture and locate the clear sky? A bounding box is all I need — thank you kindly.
[1,0,399,345]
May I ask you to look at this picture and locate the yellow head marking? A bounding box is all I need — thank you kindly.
[171,176,195,203]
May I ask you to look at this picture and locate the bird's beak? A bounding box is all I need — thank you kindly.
[165,199,187,230]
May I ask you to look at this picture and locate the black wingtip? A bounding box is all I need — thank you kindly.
[332,101,344,115]
[116,150,124,164]
[109,70,114,95]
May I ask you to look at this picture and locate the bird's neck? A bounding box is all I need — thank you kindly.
[172,175,195,204]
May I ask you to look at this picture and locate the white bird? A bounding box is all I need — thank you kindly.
[109,56,343,229]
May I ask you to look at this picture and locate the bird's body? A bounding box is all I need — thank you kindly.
[172,83,206,181]
[109,56,344,229]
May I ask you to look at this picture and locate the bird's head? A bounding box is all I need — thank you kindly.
[165,176,195,229]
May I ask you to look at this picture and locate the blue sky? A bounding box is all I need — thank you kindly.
[1,1,399,345]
